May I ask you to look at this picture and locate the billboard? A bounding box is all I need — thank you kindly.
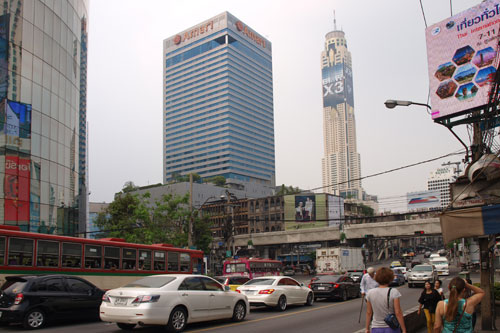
[284,194,327,230]
[426,0,500,120]
[0,14,9,100]
[327,195,344,227]
[0,100,32,154]
[4,154,30,225]
[406,190,441,211]
[322,44,354,108]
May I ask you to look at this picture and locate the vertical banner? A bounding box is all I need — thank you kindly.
[30,160,40,232]
[0,14,9,101]
[4,154,30,225]
[4,100,31,153]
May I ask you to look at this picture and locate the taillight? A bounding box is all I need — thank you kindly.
[236,290,241,293]
[102,294,110,303]
[332,283,339,288]
[308,284,311,289]
[14,293,24,305]
[131,295,160,304]
[258,289,275,294]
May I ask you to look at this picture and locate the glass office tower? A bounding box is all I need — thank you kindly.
[163,12,275,187]
[0,0,89,235]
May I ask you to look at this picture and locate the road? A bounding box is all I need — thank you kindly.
[2,270,457,333]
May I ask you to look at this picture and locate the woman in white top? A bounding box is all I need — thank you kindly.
[365,267,407,333]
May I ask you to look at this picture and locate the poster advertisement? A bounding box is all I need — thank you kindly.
[0,14,9,101]
[327,195,344,227]
[30,160,41,232]
[322,44,354,109]
[4,155,30,224]
[406,190,441,211]
[0,100,32,153]
[284,194,327,230]
[426,0,500,120]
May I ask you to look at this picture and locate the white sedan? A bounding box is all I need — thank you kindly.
[236,276,314,311]
[100,274,249,332]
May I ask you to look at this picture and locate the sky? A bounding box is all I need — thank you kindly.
[87,0,484,212]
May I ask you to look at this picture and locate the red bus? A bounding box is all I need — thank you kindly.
[0,225,204,289]
[223,257,282,279]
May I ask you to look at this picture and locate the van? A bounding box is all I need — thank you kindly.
[430,257,449,276]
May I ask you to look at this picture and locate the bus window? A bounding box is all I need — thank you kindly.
[154,251,165,271]
[85,245,102,269]
[37,240,59,267]
[104,246,120,269]
[8,238,33,266]
[0,237,5,265]
[225,263,247,273]
[180,253,190,272]
[139,250,152,270]
[168,252,179,271]
[62,243,82,268]
[122,248,137,270]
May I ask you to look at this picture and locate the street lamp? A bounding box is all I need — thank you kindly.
[222,190,238,257]
[384,99,431,110]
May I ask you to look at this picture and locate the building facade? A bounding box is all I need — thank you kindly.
[163,12,275,188]
[427,165,459,209]
[0,1,89,235]
[321,24,362,199]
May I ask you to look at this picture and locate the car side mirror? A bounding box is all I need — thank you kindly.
[300,283,304,287]
[224,285,231,292]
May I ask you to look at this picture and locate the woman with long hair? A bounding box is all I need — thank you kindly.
[433,277,484,333]
[418,281,441,333]
[365,267,407,333]
[434,280,444,300]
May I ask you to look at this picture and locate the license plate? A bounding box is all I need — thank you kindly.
[244,290,255,295]
[318,287,326,290]
[114,298,128,306]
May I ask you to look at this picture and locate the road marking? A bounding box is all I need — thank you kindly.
[187,300,355,332]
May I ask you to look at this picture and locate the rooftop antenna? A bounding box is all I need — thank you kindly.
[333,10,337,30]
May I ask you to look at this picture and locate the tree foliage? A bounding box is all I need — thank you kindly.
[276,184,301,195]
[205,175,226,186]
[95,182,212,252]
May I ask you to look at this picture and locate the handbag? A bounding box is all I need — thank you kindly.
[384,288,400,329]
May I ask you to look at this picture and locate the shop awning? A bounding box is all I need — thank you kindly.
[440,204,500,243]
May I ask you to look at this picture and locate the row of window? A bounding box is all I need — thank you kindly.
[166,146,275,166]
[0,237,191,272]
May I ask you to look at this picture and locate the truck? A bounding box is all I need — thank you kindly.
[315,247,365,274]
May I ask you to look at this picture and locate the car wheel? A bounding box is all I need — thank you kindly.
[232,301,246,322]
[276,295,287,311]
[166,307,187,333]
[116,323,136,331]
[341,290,347,301]
[23,308,46,330]
[305,292,314,306]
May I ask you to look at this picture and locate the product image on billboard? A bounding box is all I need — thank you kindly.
[406,190,441,211]
[284,194,327,230]
[295,195,316,222]
[426,0,500,120]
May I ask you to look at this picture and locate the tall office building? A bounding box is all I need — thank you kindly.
[321,22,362,199]
[0,1,89,235]
[427,165,459,209]
[163,12,275,188]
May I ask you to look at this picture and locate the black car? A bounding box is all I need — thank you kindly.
[310,275,361,301]
[347,271,363,283]
[0,275,104,329]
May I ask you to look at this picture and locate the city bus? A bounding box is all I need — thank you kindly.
[0,225,204,289]
[223,257,282,279]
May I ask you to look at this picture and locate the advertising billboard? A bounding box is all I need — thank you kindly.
[406,190,441,211]
[426,0,500,120]
[327,195,344,227]
[322,45,354,108]
[0,100,32,154]
[4,154,30,225]
[0,14,9,100]
[285,194,327,230]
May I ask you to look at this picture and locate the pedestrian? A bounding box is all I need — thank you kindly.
[361,267,379,298]
[418,281,441,333]
[465,278,477,330]
[433,277,484,333]
[434,280,445,300]
[365,267,407,333]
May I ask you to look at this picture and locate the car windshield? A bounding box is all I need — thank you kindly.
[413,266,432,272]
[432,261,448,265]
[1,277,28,294]
[244,278,275,286]
[214,277,226,284]
[314,275,342,283]
[349,272,363,277]
[124,276,176,288]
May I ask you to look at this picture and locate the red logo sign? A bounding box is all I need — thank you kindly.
[173,35,181,45]
[234,21,266,48]
[236,21,244,31]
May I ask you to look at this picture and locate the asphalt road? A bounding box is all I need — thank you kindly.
[2,271,456,333]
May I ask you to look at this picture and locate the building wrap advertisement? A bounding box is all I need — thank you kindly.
[0,100,32,154]
[285,194,328,230]
[426,0,500,120]
[406,190,441,211]
[322,45,354,108]
[4,155,30,226]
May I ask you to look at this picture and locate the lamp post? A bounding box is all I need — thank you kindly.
[222,190,237,257]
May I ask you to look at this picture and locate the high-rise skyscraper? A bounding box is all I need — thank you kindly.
[0,1,89,235]
[163,12,275,188]
[321,21,362,199]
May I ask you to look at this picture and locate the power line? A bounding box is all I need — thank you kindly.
[419,0,428,28]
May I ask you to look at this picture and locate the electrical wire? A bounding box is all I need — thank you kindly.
[419,0,428,28]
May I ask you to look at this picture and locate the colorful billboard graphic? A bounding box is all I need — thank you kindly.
[285,194,327,230]
[406,190,441,211]
[327,195,344,227]
[0,14,9,101]
[0,100,32,153]
[322,44,354,109]
[4,155,30,224]
[426,0,500,120]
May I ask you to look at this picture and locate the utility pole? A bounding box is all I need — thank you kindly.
[224,190,236,256]
[188,174,193,247]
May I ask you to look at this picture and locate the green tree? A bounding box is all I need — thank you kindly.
[192,214,213,254]
[205,176,226,186]
[276,184,301,195]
